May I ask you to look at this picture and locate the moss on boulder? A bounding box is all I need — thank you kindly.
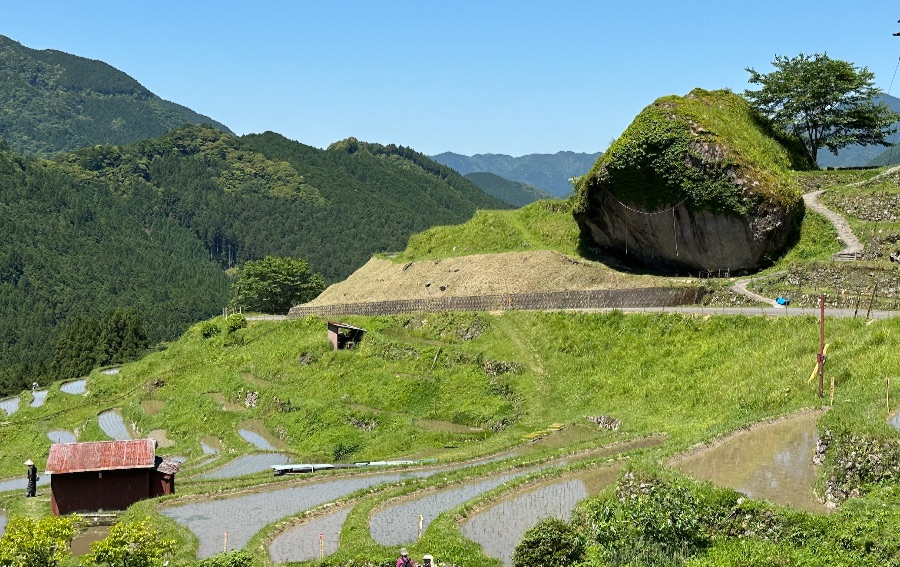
[574,89,814,274]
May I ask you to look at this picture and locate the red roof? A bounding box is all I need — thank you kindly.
[45,439,156,474]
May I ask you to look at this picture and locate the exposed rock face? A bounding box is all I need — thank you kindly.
[574,89,810,274]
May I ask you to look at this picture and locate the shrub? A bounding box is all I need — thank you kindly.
[192,550,255,567]
[512,517,585,567]
[200,321,221,339]
[224,314,247,334]
[0,515,81,567]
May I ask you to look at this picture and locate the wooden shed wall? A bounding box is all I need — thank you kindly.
[51,469,150,515]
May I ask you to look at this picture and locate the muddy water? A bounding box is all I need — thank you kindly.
[31,389,48,407]
[370,470,533,546]
[462,464,620,565]
[268,507,351,563]
[70,525,110,555]
[164,469,437,558]
[200,454,294,479]
[98,410,132,440]
[0,396,19,416]
[673,412,825,513]
[61,379,87,394]
[238,428,275,450]
[48,430,77,443]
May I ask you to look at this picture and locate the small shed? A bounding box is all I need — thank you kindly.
[44,439,179,515]
[327,321,366,350]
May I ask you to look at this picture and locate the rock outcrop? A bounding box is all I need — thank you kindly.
[574,89,812,274]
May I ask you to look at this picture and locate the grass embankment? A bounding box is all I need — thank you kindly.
[2,308,899,561]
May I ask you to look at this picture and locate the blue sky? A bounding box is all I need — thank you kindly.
[3,1,899,156]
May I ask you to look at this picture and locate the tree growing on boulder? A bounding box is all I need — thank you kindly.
[745,53,899,164]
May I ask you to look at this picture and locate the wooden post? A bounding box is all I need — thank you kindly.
[319,533,324,559]
[224,531,228,553]
[866,282,878,319]
[418,514,424,540]
[818,295,826,397]
[888,376,892,415]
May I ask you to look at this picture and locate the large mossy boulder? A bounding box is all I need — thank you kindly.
[573,89,814,274]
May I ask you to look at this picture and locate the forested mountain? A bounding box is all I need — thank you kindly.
[817,94,900,168]
[0,128,508,395]
[0,34,231,156]
[430,150,601,197]
[464,172,553,207]
[0,141,229,396]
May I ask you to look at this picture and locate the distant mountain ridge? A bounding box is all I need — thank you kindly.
[463,172,553,207]
[0,34,231,155]
[431,150,601,197]
[817,94,900,168]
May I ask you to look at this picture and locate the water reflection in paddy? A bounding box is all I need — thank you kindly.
[672,411,826,513]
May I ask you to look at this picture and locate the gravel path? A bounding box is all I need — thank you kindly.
[802,190,864,259]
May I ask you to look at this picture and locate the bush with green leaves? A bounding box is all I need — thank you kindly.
[224,314,247,334]
[230,256,325,314]
[200,321,221,339]
[512,517,585,567]
[191,550,255,567]
[85,518,176,567]
[0,515,81,567]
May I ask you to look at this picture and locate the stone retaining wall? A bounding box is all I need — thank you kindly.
[288,287,706,318]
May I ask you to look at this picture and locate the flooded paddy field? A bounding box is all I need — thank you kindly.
[60,379,87,394]
[98,410,132,440]
[70,525,110,555]
[48,430,77,444]
[0,511,5,537]
[370,470,536,545]
[268,506,352,563]
[0,474,50,494]
[30,389,48,408]
[164,469,437,558]
[0,397,19,416]
[671,411,826,513]
[890,409,900,430]
[462,465,621,565]
[238,428,275,451]
[200,454,294,480]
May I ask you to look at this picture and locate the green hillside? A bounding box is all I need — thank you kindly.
[464,172,553,207]
[0,34,231,156]
[1,310,898,564]
[0,128,509,395]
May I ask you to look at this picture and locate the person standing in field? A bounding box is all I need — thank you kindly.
[25,459,37,497]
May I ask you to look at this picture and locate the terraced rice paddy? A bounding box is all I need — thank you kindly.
[70,525,110,556]
[370,470,535,546]
[0,511,5,537]
[0,397,19,416]
[672,411,825,513]
[238,428,275,450]
[98,410,132,440]
[200,454,294,480]
[462,466,621,565]
[47,430,77,444]
[164,469,436,558]
[0,474,50,494]
[30,390,48,408]
[60,379,87,394]
[268,507,352,562]
[100,367,121,375]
